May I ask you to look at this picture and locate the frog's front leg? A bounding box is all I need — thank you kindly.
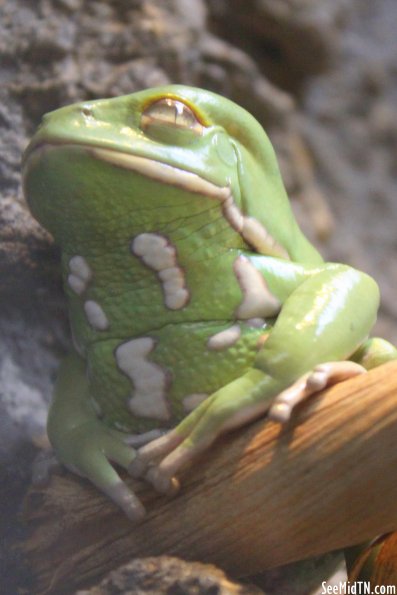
[47,353,145,520]
[131,264,380,493]
[270,336,397,422]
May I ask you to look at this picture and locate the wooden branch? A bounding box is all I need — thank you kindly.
[21,361,397,594]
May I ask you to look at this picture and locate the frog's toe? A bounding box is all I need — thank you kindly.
[128,455,149,479]
[128,429,184,478]
[145,466,180,496]
[78,450,146,522]
[147,438,210,492]
[102,479,146,522]
[268,361,366,423]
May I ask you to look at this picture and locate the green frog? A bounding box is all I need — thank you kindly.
[22,85,397,520]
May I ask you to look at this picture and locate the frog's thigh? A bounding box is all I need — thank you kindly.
[351,337,397,370]
[255,266,380,382]
[259,267,380,422]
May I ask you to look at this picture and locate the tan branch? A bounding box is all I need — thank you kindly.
[21,361,397,594]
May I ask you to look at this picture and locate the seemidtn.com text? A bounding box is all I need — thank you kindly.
[321,582,396,595]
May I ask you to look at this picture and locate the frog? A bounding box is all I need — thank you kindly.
[22,85,397,521]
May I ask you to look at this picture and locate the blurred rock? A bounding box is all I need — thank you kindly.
[301,0,397,342]
[1,0,321,283]
[77,556,264,595]
[207,0,349,90]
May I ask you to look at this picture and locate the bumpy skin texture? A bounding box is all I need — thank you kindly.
[22,86,397,519]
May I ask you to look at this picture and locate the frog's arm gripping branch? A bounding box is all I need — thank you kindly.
[22,361,397,594]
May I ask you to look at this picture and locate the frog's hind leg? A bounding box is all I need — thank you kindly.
[48,353,145,520]
[350,337,397,370]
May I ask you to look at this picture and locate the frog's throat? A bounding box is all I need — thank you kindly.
[24,142,289,260]
[91,147,290,260]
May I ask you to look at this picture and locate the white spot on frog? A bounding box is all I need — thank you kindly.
[67,255,92,295]
[84,300,109,331]
[242,217,289,260]
[131,233,189,310]
[115,337,171,421]
[234,255,281,319]
[182,393,208,413]
[221,194,289,260]
[222,195,244,232]
[207,324,241,351]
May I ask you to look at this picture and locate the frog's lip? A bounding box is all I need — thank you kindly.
[23,141,231,201]
[90,146,233,201]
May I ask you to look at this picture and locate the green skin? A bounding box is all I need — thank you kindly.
[23,85,397,520]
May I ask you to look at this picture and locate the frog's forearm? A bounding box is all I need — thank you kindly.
[47,355,144,520]
[243,252,326,302]
[255,265,380,383]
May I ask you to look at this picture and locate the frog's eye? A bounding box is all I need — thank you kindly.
[141,98,204,141]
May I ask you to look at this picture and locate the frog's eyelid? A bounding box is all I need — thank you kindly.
[141,98,204,135]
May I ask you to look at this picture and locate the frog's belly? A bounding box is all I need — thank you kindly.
[86,321,270,432]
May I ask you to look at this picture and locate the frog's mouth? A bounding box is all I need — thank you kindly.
[24,142,289,260]
[23,141,231,200]
[89,146,231,201]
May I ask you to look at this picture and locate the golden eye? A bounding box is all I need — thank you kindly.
[141,98,203,136]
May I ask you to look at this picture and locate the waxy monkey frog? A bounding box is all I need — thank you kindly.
[22,85,397,519]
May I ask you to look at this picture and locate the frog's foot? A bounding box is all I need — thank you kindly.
[268,361,366,423]
[128,430,184,485]
[131,428,212,496]
[54,422,146,521]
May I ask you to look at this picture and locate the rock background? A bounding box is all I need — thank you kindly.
[1,0,396,593]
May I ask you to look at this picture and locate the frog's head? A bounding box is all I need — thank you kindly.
[23,85,321,263]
